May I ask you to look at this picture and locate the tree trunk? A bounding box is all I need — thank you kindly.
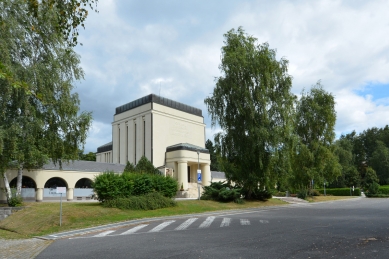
[16,165,23,196]
[2,172,12,201]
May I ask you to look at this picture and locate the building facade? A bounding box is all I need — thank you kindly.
[96,94,211,194]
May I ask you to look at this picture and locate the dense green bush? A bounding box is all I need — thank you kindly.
[378,186,389,195]
[93,171,178,202]
[316,188,361,196]
[297,189,307,199]
[92,172,127,201]
[367,182,380,195]
[103,192,177,210]
[7,189,23,207]
[201,181,242,203]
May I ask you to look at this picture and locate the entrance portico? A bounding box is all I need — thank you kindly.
[165,143,211,193]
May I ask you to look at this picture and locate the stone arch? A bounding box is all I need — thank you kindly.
[75,178,93,188]
[9,176,37,188]
[44,177,68,188]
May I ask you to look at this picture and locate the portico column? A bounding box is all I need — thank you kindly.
[177,161,188,190]
[67,188,74,201]
[36,188,43,202]
[201,163,211,186]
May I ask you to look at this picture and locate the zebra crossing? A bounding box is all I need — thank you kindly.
[71,216,270,239]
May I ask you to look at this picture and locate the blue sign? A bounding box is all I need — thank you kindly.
[197,173,202,182]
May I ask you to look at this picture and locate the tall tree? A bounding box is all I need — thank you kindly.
[0,0,98,91]
[370,140,389,185]
[205,139,219,171]
[0,0,92,201]
[204,27,295,198]
[291,83,341,191]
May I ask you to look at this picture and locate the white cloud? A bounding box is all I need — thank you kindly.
[76,0,389,153]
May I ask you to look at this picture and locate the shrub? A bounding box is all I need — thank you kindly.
[297,189,307,199]
[378,186,389,195]
[367,182,380,195]
[150,174,178,198]
[316,188,361,196]
[7,189,23,207]
[92,172,126,202]
[103,192,177,210]
[93,171,178,202]
[274,191,286,197]
[201,181,241,202]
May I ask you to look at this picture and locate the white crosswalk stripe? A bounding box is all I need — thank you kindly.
[199,216,215,228]
[220,218,231,227]
[149,220,175,232]
[75,217,271,239]
[175,218,198,230]
[94,230,116,237]
[240,219,250,225]
[120,224,148,235]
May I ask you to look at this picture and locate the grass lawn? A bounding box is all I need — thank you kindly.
[0,198,286,239]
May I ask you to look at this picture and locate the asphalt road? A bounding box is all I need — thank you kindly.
[37,198,389,259]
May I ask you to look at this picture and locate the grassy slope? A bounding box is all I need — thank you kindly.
[0,199,286,239]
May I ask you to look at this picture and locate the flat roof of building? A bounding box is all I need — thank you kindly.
[166,143,209,154]
[115,94,202,117]
[43,160,125,173]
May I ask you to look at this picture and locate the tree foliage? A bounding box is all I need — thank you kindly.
[205,139,219,171]
[290,83,341,190]
[205,27,295,198]
[0,0,92,200]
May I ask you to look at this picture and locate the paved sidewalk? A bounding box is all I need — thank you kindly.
[0,238,52,259]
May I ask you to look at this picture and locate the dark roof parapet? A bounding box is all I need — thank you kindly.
[115,94,202,117]
[166,143,209,154]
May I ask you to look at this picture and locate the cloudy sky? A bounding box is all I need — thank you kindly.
[74,0,389,153]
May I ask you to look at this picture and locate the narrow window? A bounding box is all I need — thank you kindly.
[126,124,128,162]
[143,119,146,157]
[134,122,137,164]
[118,128,120,164]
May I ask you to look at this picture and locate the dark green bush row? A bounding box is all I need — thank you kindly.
[378,186,389,195]
[93,171,178,201]
[316,188,361,196]
[201,181,243,203]
[241,188,272,201]
[103,192,177,210]
[201,181,272,202]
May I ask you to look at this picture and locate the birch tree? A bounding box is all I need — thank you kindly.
[0,0,92,202]
[205,27,295,198]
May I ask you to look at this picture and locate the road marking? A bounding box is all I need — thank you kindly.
[220,218,231,227]
[149,220,175,232]
[260,220,269,224]
[175,218,198,230]
[120,224,148,235]
[94,230,116,237]
[199,216,215,228]
[240,219,250,225]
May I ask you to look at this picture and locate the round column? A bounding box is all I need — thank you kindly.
[177,161,188,190]
[201,163,211,186]
[36,188,43,202]
[67,188,74,201]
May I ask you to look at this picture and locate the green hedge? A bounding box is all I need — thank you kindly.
[316,188,361,196]
[103,192,177,210]
[93,171,178,202]
[378,186,389,195]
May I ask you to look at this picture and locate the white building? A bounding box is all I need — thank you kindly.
[96,94,211,195]
[0,95,212,203]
